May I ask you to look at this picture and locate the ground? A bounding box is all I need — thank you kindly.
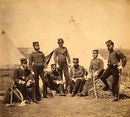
[0,94,130,117]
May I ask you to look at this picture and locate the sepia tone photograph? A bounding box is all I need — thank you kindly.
[0,0,130,117]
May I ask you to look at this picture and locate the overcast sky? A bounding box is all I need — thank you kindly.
[1,0,130,50]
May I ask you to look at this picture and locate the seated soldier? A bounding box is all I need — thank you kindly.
[46,64,66,96]
[13,58,38,103]
[69,58,86,97]
[78,50,104,96]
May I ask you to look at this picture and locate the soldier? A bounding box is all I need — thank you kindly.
[29,41,48,100]
[46,64,66,96]
[54,38,71,91]
[100,40,127,101]
[78,50,104,96]
[13,58,38,103]
[69,58,86,97]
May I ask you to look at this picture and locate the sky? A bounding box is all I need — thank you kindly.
[1,0,130,51]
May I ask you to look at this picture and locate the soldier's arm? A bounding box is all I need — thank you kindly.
[13,69,20,84]
[66,48,71,64]
[82,67,86,76]
[29,53,33,71]
[54,49,58,64]
[42,53,47,68]
[97,59,104,74]
[69,68,73,79]
[89,61,93,73]
[116,50,127,67]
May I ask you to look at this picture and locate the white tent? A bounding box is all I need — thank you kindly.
[0,31,25,69]
[45,17,107,71]
[63,17,107,69]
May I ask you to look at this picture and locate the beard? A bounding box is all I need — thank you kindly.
[74,65,79,69]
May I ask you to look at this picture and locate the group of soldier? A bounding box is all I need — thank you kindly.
[13,38,127,104]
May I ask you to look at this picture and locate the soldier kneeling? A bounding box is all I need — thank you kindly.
[13,58,38,104]
[45,64,66,96]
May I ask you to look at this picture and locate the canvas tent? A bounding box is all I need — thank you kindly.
[43,17,107,71]
[0,30,25,69]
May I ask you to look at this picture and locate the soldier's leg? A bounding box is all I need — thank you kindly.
[63,64,69,90]
[33,66,41,99]
[73,79,82,94]
[39,68,48,97]
[58,64,63,80]
[81,78,93,95]
[58,84,65,93]
[17,84,27,100]
[31,83,36,100]
[111,68,119,98]
[69,80,75,93]
[100,67,112,90]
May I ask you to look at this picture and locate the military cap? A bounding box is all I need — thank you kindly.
[57,38,64,44]
[20,58,27,64]
[105,40,114,46]
[73,58,79,61]
[33,41,39,46]
[51,64,56,67]
[93,50,99,53]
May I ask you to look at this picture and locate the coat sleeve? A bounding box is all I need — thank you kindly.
[54,49,58,64]
[29,53,33,71]
[89,60,93,73]
[42,53,47,68]
[13,69,19,84]
[66,48,71,64]
[116,50,127,67]
[97,59,104,74]
[69,68,73,78]
[82,66,86,77]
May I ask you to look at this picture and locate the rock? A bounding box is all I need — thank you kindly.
[87,77,114,99]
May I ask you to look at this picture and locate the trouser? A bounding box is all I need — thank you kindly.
[82,70,104,95]
[69,79,83,94]
[16,83,27,100]
[47,75,65,93]
[58,61,69,90]
[26,83,36,100]
[100,66,119,98]
[33,65,47,99]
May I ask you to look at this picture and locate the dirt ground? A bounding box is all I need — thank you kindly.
[0,93,130,117]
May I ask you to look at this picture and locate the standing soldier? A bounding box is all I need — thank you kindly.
[100,40,127,101]
[54,38,71,91]
[29,41,48,100]
[78,50,104,96]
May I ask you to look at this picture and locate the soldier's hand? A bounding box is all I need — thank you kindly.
[19,80,25,84]
[44,63,47,69]
[56,64,59,68]
[67,64,71,68]
[118,65,123,73]
[93,72,98,77]
[31,71,34,75]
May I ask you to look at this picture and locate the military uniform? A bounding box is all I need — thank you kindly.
[29,42,48,99]
[100,40,127,100]
[46,65,65,95]
[69,59,86,96]
[54,38,71,90]
[80,54,104,96]
[13,58,37,101]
